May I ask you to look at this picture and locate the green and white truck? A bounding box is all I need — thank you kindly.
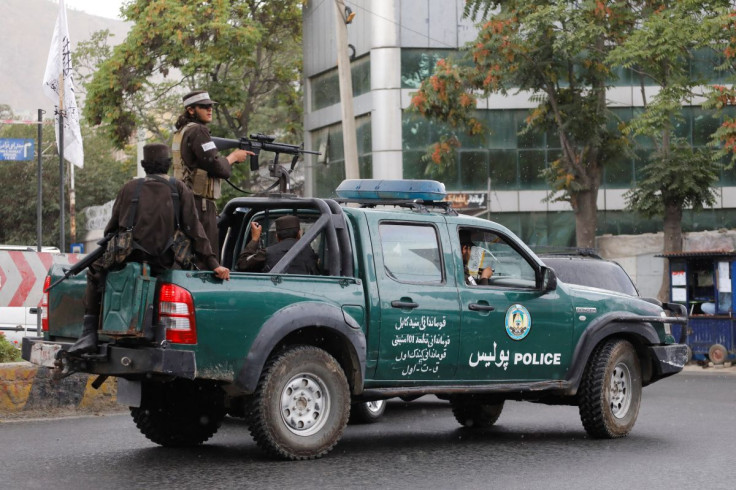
[23,179,688,460]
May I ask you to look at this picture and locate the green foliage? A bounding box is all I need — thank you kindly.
[412,0,637,246]
[0,108,133,249]
[0,335,22,363]
[610,0,729,247]
[704,6,736,164]
[625,142,721,218]
[84,0,304,152]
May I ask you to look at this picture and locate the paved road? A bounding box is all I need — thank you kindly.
[1,369,734,490]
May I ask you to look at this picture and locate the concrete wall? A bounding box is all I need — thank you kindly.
[0,362,119,418]
[597,229,736,299]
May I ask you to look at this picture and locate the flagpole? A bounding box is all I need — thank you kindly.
[44,0,83,253]
[70,160,76,245]
[58,68,66,252]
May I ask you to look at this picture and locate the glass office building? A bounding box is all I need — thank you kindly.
[302,0,736,246]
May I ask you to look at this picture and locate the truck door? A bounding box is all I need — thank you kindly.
[453,226,573,382]
[370,217,461,381]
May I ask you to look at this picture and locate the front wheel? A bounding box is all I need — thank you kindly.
[248,345,350,460]
[578,339,642,438]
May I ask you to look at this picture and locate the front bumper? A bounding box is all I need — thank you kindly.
[22,336,196,379]
[649,343,689,381]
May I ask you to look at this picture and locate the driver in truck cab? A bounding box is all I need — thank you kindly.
[460,229,493,286]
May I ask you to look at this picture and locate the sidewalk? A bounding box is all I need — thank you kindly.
[682,362,736,374]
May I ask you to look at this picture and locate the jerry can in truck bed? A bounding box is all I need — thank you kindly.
[101,262,156,338]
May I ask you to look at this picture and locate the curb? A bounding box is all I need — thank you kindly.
[0,361,119,419]
[1,361,732,420]
[682,362,736,374]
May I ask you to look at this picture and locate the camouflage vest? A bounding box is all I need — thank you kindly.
[172,122,220,201]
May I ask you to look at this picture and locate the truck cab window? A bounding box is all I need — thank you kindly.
[379,223,443,283]
[460,227,536,288]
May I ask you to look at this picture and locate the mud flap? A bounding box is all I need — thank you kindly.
[117,378,142,407]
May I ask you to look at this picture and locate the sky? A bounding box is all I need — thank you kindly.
[63,0,126,20]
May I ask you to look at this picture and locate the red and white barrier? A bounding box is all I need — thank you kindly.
[0,251,82,308]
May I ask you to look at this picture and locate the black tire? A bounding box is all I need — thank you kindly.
[248,345,350,460]
[451,397,504,428]
[349,400,387,424]
[578,339,642,439]
[130,379,226,447]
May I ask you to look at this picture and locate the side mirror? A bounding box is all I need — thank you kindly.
[542,266,557,292]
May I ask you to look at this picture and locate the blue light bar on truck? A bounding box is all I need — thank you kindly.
[335,179,446,202]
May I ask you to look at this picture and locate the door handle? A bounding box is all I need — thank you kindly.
[469,303,495,312]
[391,300,419,309]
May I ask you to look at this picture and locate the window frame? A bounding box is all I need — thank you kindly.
[378,221,446,285]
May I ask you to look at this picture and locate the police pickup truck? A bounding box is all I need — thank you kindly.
[23,179,688,460]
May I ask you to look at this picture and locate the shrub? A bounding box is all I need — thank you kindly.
[0,334,23,363]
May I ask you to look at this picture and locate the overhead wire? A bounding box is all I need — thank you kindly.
[343,1,458,49]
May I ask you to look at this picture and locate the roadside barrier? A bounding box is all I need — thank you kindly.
[0,361,118,417]
[0,251,81,308]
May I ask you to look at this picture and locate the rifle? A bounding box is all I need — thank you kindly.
[212,133,320,172]
[46,233,115,292]
[211,133,321,193]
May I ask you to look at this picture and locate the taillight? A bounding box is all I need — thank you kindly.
[41,276,50,332]
[158,283,197,344]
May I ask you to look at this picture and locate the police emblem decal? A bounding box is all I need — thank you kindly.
[505,304,531,340]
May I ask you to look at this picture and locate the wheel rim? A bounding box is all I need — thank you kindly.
[280,373,331,436]
[365,400,385,414]
[609,361,632,419]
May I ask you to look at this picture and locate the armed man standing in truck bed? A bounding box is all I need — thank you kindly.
[172,90,253,263]
[68,143,231,356]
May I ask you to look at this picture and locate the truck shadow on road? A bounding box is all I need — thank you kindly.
[116,398,667,463]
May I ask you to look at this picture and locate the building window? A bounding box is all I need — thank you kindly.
[310,115,372,197]
[401,49,456,89]
[310,55,371,111]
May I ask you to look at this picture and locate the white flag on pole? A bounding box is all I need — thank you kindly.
[42,0,84,168]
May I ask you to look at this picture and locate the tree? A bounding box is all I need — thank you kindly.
[411,0,635,248]
[83,0,305,201]
[706,7,736,162]
[610,1,729,300]
[0,112,132,248]
[610,2,728,250]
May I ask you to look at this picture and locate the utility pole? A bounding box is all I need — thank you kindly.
[37,109,44,252]
[334,0,360,180]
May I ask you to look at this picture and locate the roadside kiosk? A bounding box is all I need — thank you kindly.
[659,251,736,364]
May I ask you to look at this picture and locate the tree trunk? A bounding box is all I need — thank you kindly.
[571,187,598,249]
[656,202,684,302]
[662,203,683,254]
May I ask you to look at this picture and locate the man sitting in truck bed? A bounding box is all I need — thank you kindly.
[68,143,231,356]
[236,215,319,274]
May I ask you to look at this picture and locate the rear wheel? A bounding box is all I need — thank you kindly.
[349,400,387,424]
[248,345,350,460]
[130,379,226,447]
[451,397,504,428]
[578,339,641,438]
